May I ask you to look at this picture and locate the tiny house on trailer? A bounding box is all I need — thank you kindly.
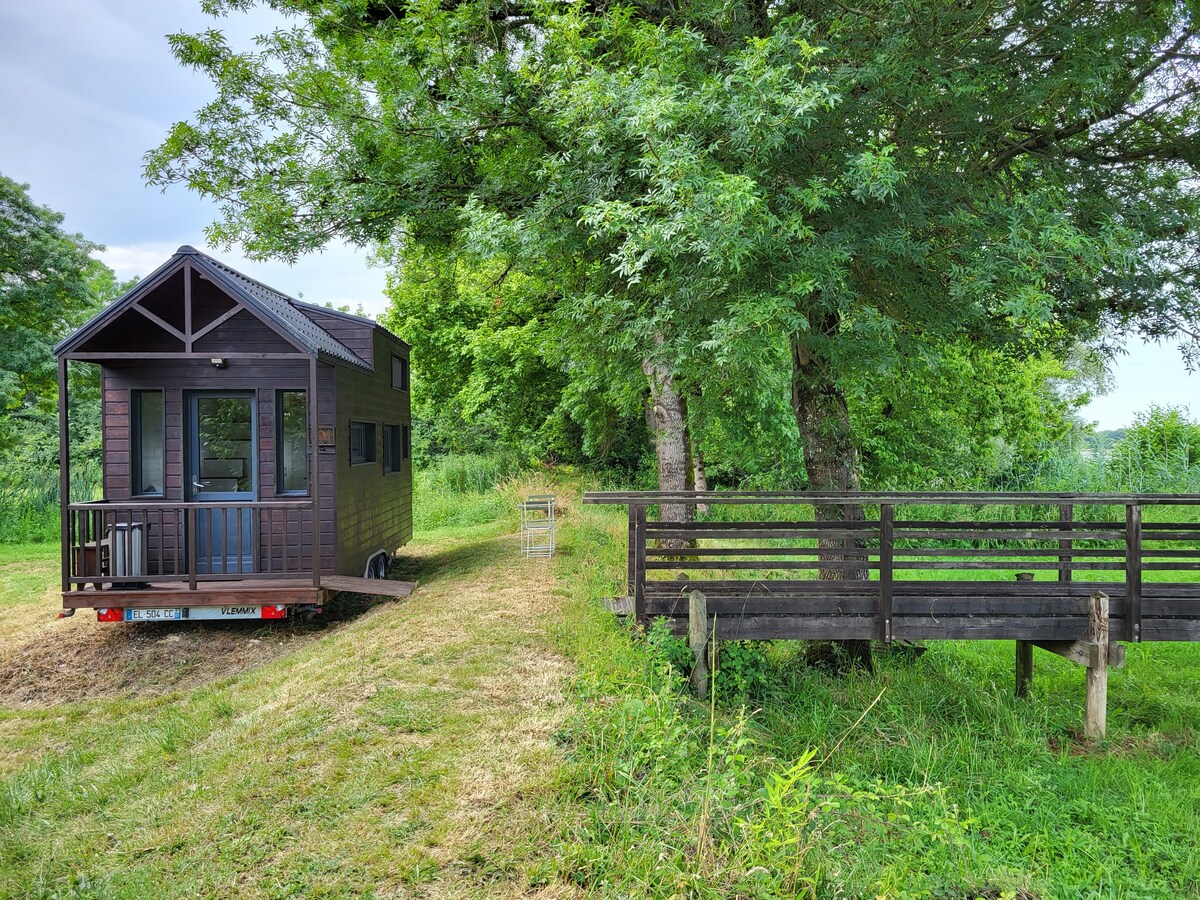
[55,246,415,623]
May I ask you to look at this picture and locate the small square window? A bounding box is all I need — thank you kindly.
[350,421,376,465]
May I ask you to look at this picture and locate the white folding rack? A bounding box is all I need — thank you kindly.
[519,495,556,558]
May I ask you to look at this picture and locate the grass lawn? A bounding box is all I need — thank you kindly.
[0,481,1198,898]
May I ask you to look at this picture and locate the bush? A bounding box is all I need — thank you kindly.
[645,617,771,705]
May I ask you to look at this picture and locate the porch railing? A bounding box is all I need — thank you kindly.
[65,500,315,590]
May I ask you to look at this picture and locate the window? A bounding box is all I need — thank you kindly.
[349,420,376,465]
[132,390,164,496]
[383,425,402,474]
[391,355,410,391]
[402,424,411,460]
[276,390,308,494]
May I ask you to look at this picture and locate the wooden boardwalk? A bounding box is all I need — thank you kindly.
[584,491,1200,644]
[585,491,1200,734]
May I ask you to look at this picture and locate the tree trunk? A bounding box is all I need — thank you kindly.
[791,333,873,672]
[643,354,691,535]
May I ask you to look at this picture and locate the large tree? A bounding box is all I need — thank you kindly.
[148,0,1200,475]
[0,175,126,463]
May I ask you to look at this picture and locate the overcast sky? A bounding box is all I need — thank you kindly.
[0,0,1194,429]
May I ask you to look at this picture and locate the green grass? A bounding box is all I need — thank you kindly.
[545,495,1200,898]
[2,475,1199,897]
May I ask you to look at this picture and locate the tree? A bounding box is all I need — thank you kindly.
[1,176,100,436]
[148,2,1200,668]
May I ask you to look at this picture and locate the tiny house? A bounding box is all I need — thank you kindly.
[54,246,414,622]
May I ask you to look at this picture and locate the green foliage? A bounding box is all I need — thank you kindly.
[645,617,771,704]
[146,1,1200,496]
[0,174,130,540]
[0,464,102,544]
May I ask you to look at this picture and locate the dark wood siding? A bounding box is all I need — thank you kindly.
[301,307,376,366]
[332,328,413,573]
[101,358,336,574]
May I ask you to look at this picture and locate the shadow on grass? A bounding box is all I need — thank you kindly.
[390,531,514,585]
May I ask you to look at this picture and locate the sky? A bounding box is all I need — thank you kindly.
[0,0,1195,430]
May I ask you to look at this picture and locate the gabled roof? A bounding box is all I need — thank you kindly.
[55,246,389,368]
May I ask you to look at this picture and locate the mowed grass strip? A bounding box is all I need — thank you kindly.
[0,518,574,899]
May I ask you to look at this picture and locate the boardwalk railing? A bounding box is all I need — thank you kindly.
[65,500,315,591]
[582,491,1200,644]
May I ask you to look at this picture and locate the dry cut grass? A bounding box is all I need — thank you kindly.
[0,513,580,898]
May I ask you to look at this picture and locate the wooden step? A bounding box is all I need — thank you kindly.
[321,575,417,598]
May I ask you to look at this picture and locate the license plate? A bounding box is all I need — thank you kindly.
[187,605,261,620]
[125,608,182,622]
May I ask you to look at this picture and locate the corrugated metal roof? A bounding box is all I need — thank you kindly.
[190,250,374,368]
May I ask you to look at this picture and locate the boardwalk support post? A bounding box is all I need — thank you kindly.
[688,589,709,699]
[1015,641,1034,698]
[1085,590,1110,740]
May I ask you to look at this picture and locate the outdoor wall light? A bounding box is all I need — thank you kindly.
[210,358,227,368]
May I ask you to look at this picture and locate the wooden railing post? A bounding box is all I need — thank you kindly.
[58,357,70,594]
[187,506,198,591]
[1058,502,1073,583]
[627,504,637,602]
[633,504,647,625]
[689,589,709,699]
[1126,503,1142,643]
[1085,590,1110,739]
[879,503,894,642]
[1015,640,1034,698]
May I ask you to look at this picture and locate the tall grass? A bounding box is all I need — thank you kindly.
[412,451,530,532]
[0,464,101,544]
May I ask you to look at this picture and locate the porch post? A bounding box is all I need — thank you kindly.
[58,356,70,595]
[309,355,322,590]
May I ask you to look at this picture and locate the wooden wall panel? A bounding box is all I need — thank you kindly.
[332,328,413,574]
[100,358,336,574]
[301,307,376,366]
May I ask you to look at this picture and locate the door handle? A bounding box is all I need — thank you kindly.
[192,480,208,490]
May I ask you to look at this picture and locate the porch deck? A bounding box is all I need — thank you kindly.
[63,578,324,609]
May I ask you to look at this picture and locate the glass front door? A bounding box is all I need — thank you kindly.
[188,393,256,574]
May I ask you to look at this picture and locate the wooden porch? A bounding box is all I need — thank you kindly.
[62,500,415,608]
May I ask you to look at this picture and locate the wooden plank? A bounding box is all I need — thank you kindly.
[892,617,1096,641]
[666,615,878,641]
[892,560,1126,571]
[1033,639,1125,669]
[321,575,416,597]
[646,547,874,557]
[891,547,1124,559]
[1059,502,1073,584]
[646,560,881,571]
[627,505,637,598]
[58,357,70,595]
[646,596,880,617]
[634,504,647,624]
[583,490,1200,505]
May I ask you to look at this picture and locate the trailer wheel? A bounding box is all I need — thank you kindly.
[365,552,388,580]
